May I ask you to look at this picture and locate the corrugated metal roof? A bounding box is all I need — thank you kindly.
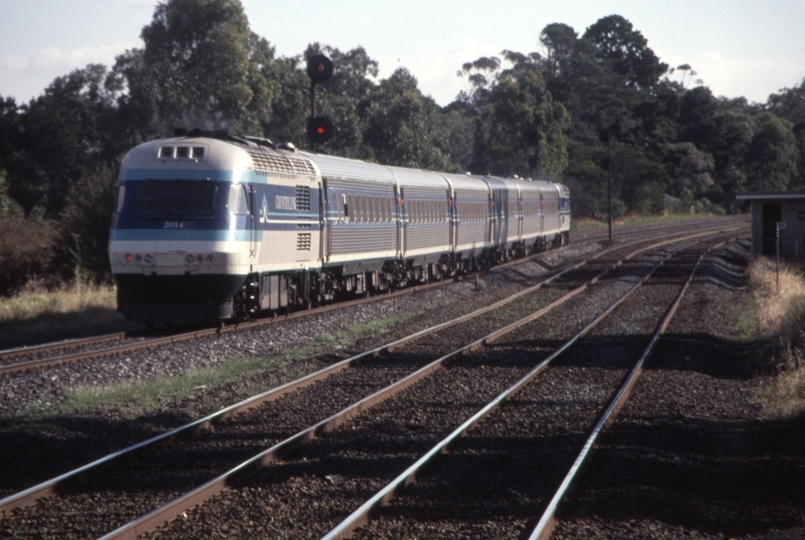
[736,191,805,200]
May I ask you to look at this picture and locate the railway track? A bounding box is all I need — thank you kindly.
[338,236,738,539]
[0,227,744,538]
[0,216,745,377]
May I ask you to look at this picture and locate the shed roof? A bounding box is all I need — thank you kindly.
[736,191,805,201]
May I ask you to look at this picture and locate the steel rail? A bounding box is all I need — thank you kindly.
[0,236,592,374]
[320,232,744,540]
[527,236,740,540]
[0,216,746,367]
[100,231,738,540]
[0,228,743,525]
[0,331,132,362]
[0,227,709,516]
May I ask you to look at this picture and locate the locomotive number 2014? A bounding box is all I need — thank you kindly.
[163,221,184,229]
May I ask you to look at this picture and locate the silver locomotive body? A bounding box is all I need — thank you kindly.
[109,135,570,325]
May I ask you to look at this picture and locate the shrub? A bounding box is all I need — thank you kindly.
[0,215,59,296]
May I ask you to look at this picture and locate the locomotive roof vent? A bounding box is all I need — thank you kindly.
[276,142,297,153]
[247,149,316,178]
[243,135,275,149]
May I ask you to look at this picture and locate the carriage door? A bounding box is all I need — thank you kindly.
[447,187,455,250]
[395,185,406,258]
[539,191,545,234]
[249,186,257,262]
[319,181,328,263]
[488,193,495,244]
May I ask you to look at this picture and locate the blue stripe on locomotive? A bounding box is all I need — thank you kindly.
[112,170,320,242]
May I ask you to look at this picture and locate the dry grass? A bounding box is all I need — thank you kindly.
[749,257,805,418]
[748,258,805,338]
[0,281,137,349]
[571,212,734,232]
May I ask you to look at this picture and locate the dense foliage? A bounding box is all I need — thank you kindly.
[1,1,803,294]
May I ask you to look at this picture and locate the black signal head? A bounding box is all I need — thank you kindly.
[306,54,334,84]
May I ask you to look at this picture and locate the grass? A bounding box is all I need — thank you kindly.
[748,257,805,338]
[0,280,136,349]
[748,257,805,418]
[40,310,425,418]
[571,212,733,232]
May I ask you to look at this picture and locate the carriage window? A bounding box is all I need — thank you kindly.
[347,194,354,222]
[227,184,250,215]
[355,195,362,223]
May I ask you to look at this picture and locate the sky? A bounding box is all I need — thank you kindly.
[1,0,804,108]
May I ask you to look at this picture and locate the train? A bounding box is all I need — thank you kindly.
[108,131,571,326]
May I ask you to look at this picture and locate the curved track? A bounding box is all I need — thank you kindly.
[0,227,744,538]
[0,216,745,377]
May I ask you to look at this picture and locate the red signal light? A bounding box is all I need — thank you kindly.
[307,116,334,144]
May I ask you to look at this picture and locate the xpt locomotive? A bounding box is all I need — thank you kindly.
[108,132,570,325]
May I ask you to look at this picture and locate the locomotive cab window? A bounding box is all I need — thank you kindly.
[136,180,217,217]
[227,184,250,215]
[115,185,126,214]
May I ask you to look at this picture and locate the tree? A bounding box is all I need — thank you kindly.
[540,23,578,82]
[0,96,19,174]
[466,52,569,179]
[261,56,309,144]
[767,76,805,125]
[744,113,799,191]
[768,77,805,184]
[115,0,275,139]
[363,68,454,170]
[457,56,502,109]
[57,161,119,283]
[302,44,379,157]
[436,104,475,172]
[582,15,668,89]
[664,142,715,196]
[8,64,121,216]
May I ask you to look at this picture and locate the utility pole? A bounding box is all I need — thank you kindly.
[607,128,612,242]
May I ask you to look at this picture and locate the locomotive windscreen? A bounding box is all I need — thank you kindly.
[136,180,218,217]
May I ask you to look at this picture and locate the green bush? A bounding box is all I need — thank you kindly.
[0,215,59,296]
